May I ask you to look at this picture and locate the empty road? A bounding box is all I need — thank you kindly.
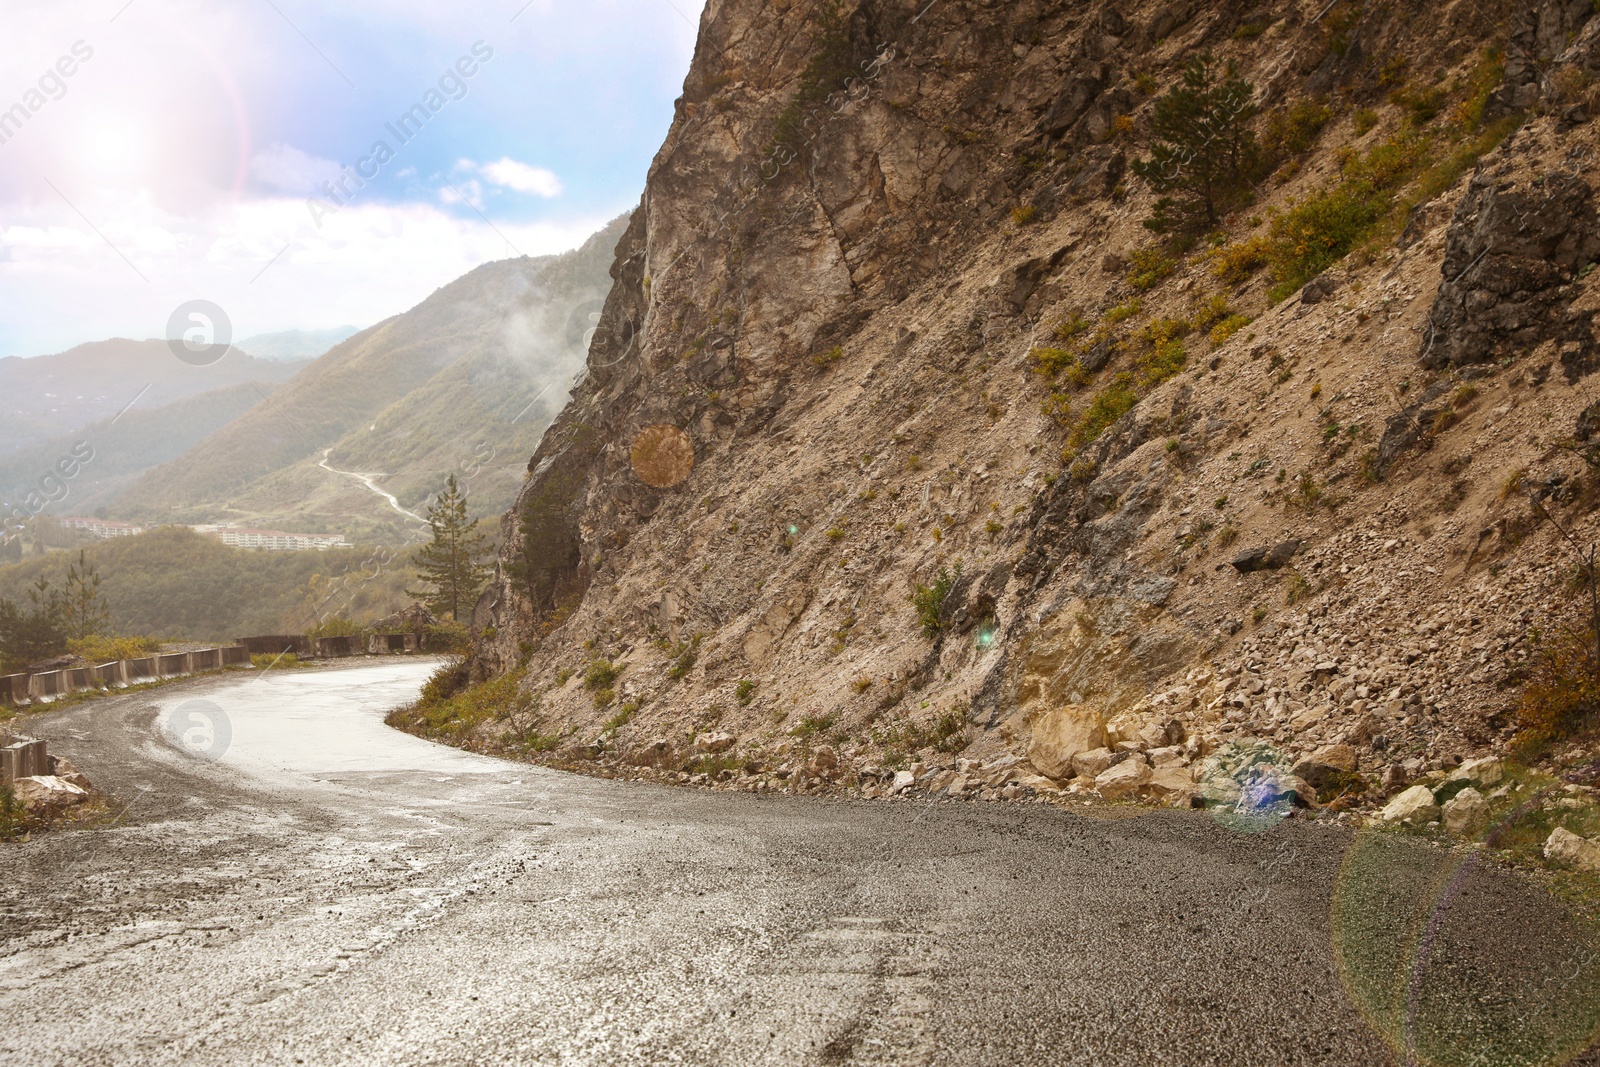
[3,661,1597,1066]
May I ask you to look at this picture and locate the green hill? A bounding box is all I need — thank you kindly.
[112,216,629,540]
[0,527,413,642]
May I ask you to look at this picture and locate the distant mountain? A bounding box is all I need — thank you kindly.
[235,327,362,362]
[0,340,306,460]
[114,215,629,541]
[0,382,280,514]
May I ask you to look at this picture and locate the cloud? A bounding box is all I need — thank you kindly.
[476,158,563,198]
[439,179,484,209]
[250,144,341,195]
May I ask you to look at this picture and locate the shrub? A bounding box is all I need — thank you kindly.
[1515,626,1600,758]
[1265,134,1426,300]
[1352,107,1379,135]
[665,634,703,680]
[1011,204,1038,226]
[421,658,470,704]
[912,564,961,638]
[1209,235,1271,284]
[811,345,844,367]
[736,679,756,705]
[251,652,306,669]
[1067,375,1140,456]
[584,658,618,692]
[1264,98,1332,158]
[1209,315,1251,346]
[67,634,161,664]
[1029,347,1078,378]
[1127,247,1177,290]
[1133,54,1264,236]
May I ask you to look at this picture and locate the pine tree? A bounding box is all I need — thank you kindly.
[62,549,109,639]
[1132,54,1263,238]
[407,475,489,622]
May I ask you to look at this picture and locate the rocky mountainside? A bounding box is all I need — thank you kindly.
[113,217,628,540]
[458,0,1600,811]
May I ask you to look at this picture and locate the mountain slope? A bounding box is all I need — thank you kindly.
[0,340,304,460]
[114,216,629,537]
[454,0,1600,807]
[0,382,280,514]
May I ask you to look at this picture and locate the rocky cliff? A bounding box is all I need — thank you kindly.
[460,0,1600,810]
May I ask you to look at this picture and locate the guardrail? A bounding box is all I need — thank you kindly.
[2,631,433,708]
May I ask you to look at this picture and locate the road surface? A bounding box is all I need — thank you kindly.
[3,661,1598,1066]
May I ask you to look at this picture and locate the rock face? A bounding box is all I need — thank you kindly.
[447,0,1600,808]
[1420,174,1600,376]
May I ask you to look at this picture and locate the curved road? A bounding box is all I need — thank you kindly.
[3,662,1598,1066]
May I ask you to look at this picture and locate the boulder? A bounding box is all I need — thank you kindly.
[1144,765,1195,800]
[12,775,88,817]
[888,770,916,796]
[1071,746,1120,778]
[1447,756,1504,789]
[1291,744,1358,791]
[1379,784,1441,824]
[1545,827,1600,872]
[807,745,839,779]
[45,755,91,791]
[630,739,677,769]
[1300,274,1341,305]
[693,731,736,754]
[1230,539,1302,573]
[1442,787,1491,837]
[1094,758,1151,801]
[1027,704,1108,780]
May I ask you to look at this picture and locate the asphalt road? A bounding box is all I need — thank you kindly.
[3,661,1598,1066]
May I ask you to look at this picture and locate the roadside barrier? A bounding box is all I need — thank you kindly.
[0,631,433,707]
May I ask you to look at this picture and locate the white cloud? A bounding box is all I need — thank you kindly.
[0,189,616,356]
[249,144,341,195]
[439,179,484,210]
[476,158,563,198]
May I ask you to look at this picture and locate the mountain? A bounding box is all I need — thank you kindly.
[444,0,1599,813]
[113,216,629,540]
[0,382,280,514]
[0,340,305,460]
[235,327,363,361]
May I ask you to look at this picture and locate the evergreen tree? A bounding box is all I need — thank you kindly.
[0,578,68,670]
[407,475,489,622]
[1132,55,1263,238]
[62,549,109,639]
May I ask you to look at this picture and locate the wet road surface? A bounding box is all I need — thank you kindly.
[3,661,1598,1066]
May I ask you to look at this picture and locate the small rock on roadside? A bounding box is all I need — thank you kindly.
[1545,827,1600,873]
[1380,784,1441,824]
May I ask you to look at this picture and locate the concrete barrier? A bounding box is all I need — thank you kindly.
[124,657,158,683]
[1,737,49,785]
[314,635,356,658]
[0,675,27,705]
[368,633,419,655]
[237,635,310,656]
[191,648,223,671]
[157,652,192,678]
[66,667,95,691]
[93,661,127,688]
[222,645,250,667]
[28,672,66,700]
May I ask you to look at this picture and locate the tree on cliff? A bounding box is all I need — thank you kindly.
[1133,54,1263,238]
[408,475,489,623]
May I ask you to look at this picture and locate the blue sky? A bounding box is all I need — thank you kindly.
[0,0,705,356]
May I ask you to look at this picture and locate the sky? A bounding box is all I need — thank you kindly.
[0,0,706,357]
